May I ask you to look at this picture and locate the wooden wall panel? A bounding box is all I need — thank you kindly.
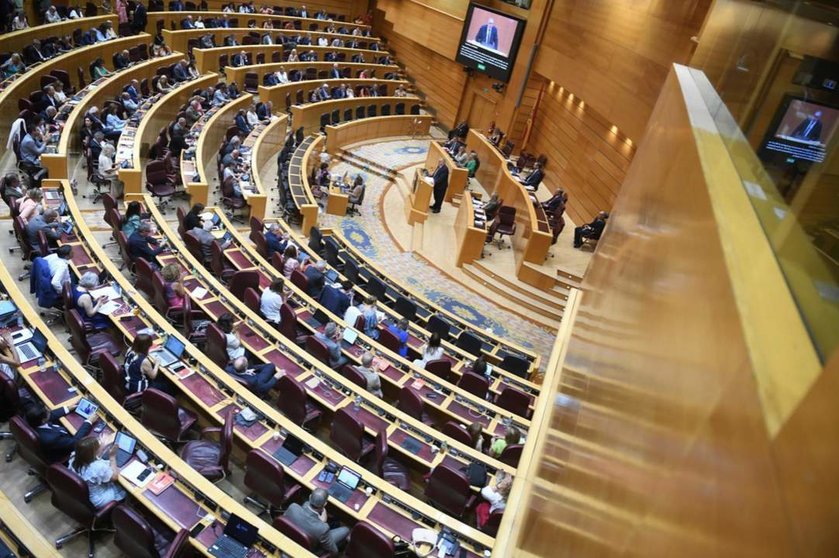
[536,0,710,141]
[374,0,464,59]
[374,9,467,128]
[524,74,635,224]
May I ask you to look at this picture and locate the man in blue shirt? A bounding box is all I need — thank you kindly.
[20,130,46,168]
[314,322,348,369]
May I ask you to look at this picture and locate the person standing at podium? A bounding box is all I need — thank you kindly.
[429,159,449,214]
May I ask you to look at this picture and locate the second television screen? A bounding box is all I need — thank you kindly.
[456,4,525,82]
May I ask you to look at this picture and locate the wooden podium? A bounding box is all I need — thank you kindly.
[406,168,433,225]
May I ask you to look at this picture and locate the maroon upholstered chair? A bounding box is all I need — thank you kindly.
[141,388,198,444]
[276,375,322,430]
[495,386,533,419]
[377,327,402,354]
[499,443,523,467]
[397,386,433,425]
[330,407,374,462]
[340,365,367,390]
[46,464,118,555]
[305,335,332,367]
[210,241,236,282]
[480,509,504,536]
[100,352,141,411]
[273,515,318,552]
[372,431,409,491]
[182,230,204,264]
[441,421,474,447]
[9,416,53,502]
[205,323,230,369]
[133,257,156,298]
[270,251,285,274]
[243,449,302,515]
[457,372,490,400]
[179,412,234,482]
[279,302,306,344]
[344,521,396,558]
[424,464,477,518]
[228,270,259,302]
[112,503,190,558]
[424,359,453,383]
[289,268,308,292]
[66,308,122,368]
[243,287,262,317]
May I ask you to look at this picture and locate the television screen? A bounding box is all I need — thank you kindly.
[760,96,839,163]
[455,3,526,82]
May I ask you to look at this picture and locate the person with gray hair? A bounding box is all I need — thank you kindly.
[224,356,284,397]
[314,321,348,369]
[282,488,349,556]
[73,271,111,331]
[304,259,327,299]
[357,352,382,397]
[127,221,167,268]
[25,207,60,250]
[98,142,124,198]
[190,219,231,265]
[265,223,286,258]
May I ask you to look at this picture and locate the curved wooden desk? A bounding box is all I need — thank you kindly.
[0,491,57,557]
[40,53,183,179]
[168,1,354,20]
[250,113,290,218]
[146,10,369,35]
[0,14,118,56]
[226,60,400,91]
[426,140,469,203]
[259,77,409,111]
[4,186,313,557]
[468,129,553,265]
[291,96,418,136]
[455,190,490,266]
[290,134,321,232]
[194,41,389,74]
[161,28,382,56]
[119,72,218,197]
[324,114,432,153]
[0,34,147,134]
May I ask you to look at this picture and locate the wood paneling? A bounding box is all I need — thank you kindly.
[524,73,635,224]
[192,0,369,18]
[373,9,467,127]
[374,0,464,59]
[535,0,710,141]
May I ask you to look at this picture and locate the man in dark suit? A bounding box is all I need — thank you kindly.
[128,222,167,267]
[574,211,608,248]
[181,15,195,29]
[430,158,449,213]
[329,63,341,79]
[791,110,823,143]
[320,281,352,317]
[475,18,499,50]
[304,260,327,299]
[265,224,288,258]
[172,59,190,82]
[131,2,147,34]
[225,357,283,397]
[519,161,544,191]
[25,400,95,464]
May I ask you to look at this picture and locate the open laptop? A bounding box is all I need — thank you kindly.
[325,269,339,283]
[208,515,259,558]
[303,308,329,328]
[15,329,47,363]
[327,467,361,503]
[151,336,186,367]
[340,327,358,349]
[60,219,74,235]
[113,432,136,468]
[272,435,304,466]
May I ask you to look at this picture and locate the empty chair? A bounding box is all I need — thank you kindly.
[66,308,122,369]
[329,407,374,462]
[244,72,259,93]
[480,509,504,536]
[397,386,433,425]
[279,302,306,344]
[46,464,118,556]
[424,358,453,383]
[499,443,523,467]
[457,372,490,400]
[141,388,198,444]
[179,412,233,482]
[395,102,405,115]
[355,105,365,119]
[372,431,410,491]
[145,160,177,211]
[393,296,416,321]
[426,314,451,341]
[343,521,396,558]
[488,206,517,248]
[424,464,476,518]
[410,104,421,115]
[456,331,483,357]
[340,365,368,390]
[343,108,353,121]
[499,353,530,379]
[112,504,190,558]
[495,385,534,419]
[380,104,391,116]
[377,327,403,355]
[276,375,322,430]
[228,270,260,302]
[365,275,387,301]
[9,417,52,502]
[367,104,377,117]
[243,449,301,515]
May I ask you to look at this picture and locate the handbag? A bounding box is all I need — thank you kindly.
[464,461,488,487]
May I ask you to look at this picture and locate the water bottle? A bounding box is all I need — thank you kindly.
[37,357,46,373]
[113,281,122,298]
[440,440,448,453]
[353,395,362,411]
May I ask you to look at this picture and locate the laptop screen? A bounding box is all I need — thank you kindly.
[336,467,361,490]
[282,435,304,456]
[325,269,339,283]
[163,336,185,357]
[31,330,48,353]
[61,220,74,235]
[212,213,221,226]
[115,432,136,453]
[342,328,358,345]
[223,515,258,547]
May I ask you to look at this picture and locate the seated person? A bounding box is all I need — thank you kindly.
[19,129,46,174]
[283,489,349,557]
[172,59,191,82]
[160,263,186,313]
[264,223,287,258]
[18,188,44,226]
[213,84,231,106]
[26,208,61,251]
[69,437,128,509]
[124,333,173,394]
[1,173,25,208]
[482,193,501,222]
[44,245,73,295]
[128,222,167,267]
[282,244,304,278]
[541,188,567,217]
[573,211,608,248]
[464,152,479,178]
[357,352,383,398]
[519,161,544,191]
[304,259,327,299]
[156,75,174,94]
[386,317,410,358]
[0,54,25,78]
[72,272,112,331]
[121,92,139,115]
[182,203,205,231]
[476,471,513,529]
[218,313,246,362]
[412,332,444,368]
[488,425,521,459]
[225,356,284,397]
[320,280,353,317]
[120,201,145,238]
[25,400,94,463]
[0,332,20,381]
[260,277,285,326]
[348,176,365,205]
[191,220,232,264]
[98,143,124,198]
[468,422,485,452]
[314,322,348,369]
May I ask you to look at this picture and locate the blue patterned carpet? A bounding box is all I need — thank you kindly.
[321,140,556,366]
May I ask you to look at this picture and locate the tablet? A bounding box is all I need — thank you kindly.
[75,398,98,420]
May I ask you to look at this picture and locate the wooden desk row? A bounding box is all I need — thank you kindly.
[161,28,381,57]
[291,96,418,136]
[236,116,284,221]
[120,72,220,197]
[0,491,57,557]
[0,190,312,557]
[289,134,322,232]
[455,190,489,267]
[41,52,184,180]
[468,129,553,265]
[146,10,369,37]
[324,115,432,156]
[0,34,149,134]
[257,77,406,112]
[152,3,355,23]
[0,14,118,57]
[226,60,400,91]
[54,179,496,555]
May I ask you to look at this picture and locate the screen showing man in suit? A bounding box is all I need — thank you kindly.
[761,97,839,164]
[465,7,518,56]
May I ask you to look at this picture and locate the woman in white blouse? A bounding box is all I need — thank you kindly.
[412,333,444,368]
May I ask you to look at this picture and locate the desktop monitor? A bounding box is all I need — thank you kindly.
[455,3,526,82]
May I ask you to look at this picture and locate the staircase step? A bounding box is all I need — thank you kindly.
[471,260,567,311]
[463,263,565,321]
